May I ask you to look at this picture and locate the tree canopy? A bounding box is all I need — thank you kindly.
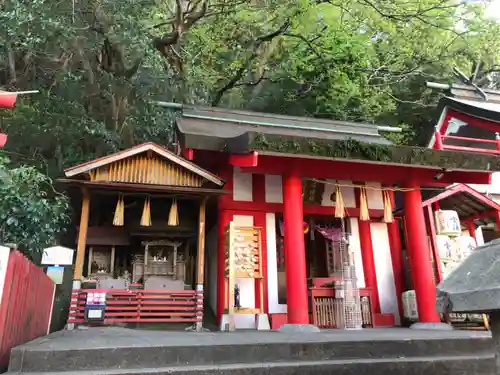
[1,0,500,256]
[0,156,69,260]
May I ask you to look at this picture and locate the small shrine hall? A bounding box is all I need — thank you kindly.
[62,102,500,330]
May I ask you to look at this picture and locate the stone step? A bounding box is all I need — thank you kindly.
[9,335,493,373]
[5,354,496,375]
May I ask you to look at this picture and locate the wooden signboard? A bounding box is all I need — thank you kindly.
[224,222,263,331]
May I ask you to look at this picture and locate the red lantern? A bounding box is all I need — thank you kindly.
[0,133,7,148]
[0,92,17,108]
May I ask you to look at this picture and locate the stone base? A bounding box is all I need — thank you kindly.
[278,324,320,333]
[219,314,236,332]
[8,327,494,375]
[255,314,270,331]
[219,314,271,331]
[410,322,453,330]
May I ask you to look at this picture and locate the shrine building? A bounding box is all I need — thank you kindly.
[61,103,500,330]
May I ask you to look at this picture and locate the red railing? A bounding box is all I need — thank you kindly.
[435,131,500,155]
[0,250,55,370]
[68,289,203,324]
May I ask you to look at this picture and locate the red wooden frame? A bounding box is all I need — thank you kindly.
[183,148,194,161]
[426,205,443,283]
[422,183,500,286]
[433,108,500,155]
[387,217,405,322]
[224,200,385,218]
[67,289,203,324]
[462,209,497,223]
[422,183,500,210]
[229,152,259,167]
[239,155,491,186]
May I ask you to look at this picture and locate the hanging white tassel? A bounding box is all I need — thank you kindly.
[383,190,394,223]
[359,187,370,221]
[113,196,125,226]
[334,185,345,219]
[140,197,152,227]
[168,198,179,226]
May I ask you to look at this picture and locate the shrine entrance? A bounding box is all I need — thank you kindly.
[272,216,373,329]
[59,142,227,330]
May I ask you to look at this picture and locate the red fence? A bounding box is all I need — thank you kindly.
[68,289,203,324]
[435,131,500,155]
[0,250,55,369]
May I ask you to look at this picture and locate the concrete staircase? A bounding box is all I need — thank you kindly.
[5,328,496,375]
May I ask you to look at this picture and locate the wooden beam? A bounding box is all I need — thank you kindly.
[196,197,208,285]
[461,209,497,223]
[229,152,258,167]
[74,187,90,280]
[183,148,194,161]
[110,246,116,275]
[422,183,500,211]
[426,205,443,284]
[87,247,93,276]
[239,154,492,185]
[57,179,229,196]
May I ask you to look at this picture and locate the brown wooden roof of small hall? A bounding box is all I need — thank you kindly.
[59,142,226,195]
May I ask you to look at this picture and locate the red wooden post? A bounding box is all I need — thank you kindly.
[358,220,380,314]
[355,186,380,314]
[495,211,500,234]
[404,182,441,323]
[434,126,443,150]
[282,169,309,324]
[466,221,477,245]
[427,205,443,284]
[216,210,231,324]
[387,217,405,323]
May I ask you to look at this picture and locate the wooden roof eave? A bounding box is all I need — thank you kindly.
[57,179,230,197]
[63,142,225,187]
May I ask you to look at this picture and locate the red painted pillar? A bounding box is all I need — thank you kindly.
[282,170,309,324]
[404,182,440,323]
[434,126,443,150]
[387,218,405,323]
[216,209,231,325]
[466,221,477,245]
[358,219,380,313]
[355,186,380,313]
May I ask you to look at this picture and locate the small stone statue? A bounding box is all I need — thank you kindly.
[234,284,241,309]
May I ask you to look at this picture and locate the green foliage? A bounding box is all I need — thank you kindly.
[0,156,70,260]
[2,0,500,161]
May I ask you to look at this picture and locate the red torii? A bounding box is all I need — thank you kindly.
[0,90,38,148]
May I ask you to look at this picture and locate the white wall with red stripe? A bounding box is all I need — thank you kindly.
[207,167,401,326]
